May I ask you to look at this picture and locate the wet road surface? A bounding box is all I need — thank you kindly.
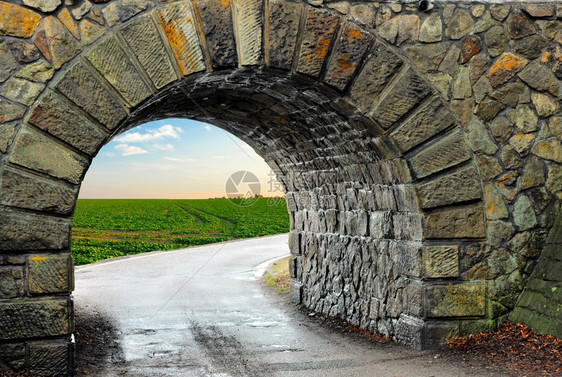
[74,234,507,377]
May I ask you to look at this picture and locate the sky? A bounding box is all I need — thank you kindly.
[78,118,283,199]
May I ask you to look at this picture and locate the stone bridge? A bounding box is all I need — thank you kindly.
[0,0,561,374]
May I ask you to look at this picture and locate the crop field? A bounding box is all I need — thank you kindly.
[71,198,290,265]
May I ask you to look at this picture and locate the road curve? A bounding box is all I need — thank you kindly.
[74,234,505,377]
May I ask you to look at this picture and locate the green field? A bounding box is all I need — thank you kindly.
[71,198,290,265]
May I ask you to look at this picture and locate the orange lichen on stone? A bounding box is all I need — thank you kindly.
[487,52,529,87]
[57,8,79,39]
[0,2,42,38]
[221,0,230,9]
[315,35,331,60]
[159,15,197,76]
[345,27,362,39]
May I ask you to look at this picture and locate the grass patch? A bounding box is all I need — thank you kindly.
[263,257,290,294]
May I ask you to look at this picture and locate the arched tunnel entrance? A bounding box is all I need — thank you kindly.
[1,0,560,374]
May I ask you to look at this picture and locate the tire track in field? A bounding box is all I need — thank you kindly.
[169,200,204,226]
[172,201,234,230]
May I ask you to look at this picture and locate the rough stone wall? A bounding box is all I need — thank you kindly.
[0,1,560,375]
[511,211,562,338]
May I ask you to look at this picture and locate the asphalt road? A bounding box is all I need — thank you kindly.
[74,234,506,377]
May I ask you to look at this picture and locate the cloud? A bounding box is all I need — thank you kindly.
[204,125,212,131]
[153,143,174,151]
[114,125,182,143]
[115,144,149,156]
[163,157,196,163]
[102,152,116,157]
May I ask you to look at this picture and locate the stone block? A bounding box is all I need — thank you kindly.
[0,299,72,339]
[0,212,70,251]
[156,2,206,77]
[0,268,19,299]
[421,321,460,349]
[0,167,77,215]
[394,241,422,277]
[43,16,82,70]
[395,314,424,350]
[288,231,301,255]
[370,68,431,130]
[393,213,423,241]
[324,22,373,90]
[0,342,26,372]
[267,0,302,70]
[27,90,108,156]
[120,15,178,89]
[0,99,25,123]
[422,246,459,278]
[417,165,482,209]
[28,340,74,376]
[405,282,424,317]
[27,254,73,295]
[487,52,528,87]
[8,125,89,185]
[426,283,486,318]
[349,40,403,112]
[85,35,152,107]
[424,204,486,239]
[233,0,263,66]
[56,61,127,130]
[195,0,237,68]
[290,280,303,304]
[0,2,41,38]
[369,211,393,239]
[296,8,339,77]
[409,130,472,179]
[390,96,456,153]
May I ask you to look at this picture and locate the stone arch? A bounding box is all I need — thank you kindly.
[10,0,562,374]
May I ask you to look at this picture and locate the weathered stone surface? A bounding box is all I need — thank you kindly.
[27,90,108,155]
[484,25,509,58]
[44,16,82,69]
[0,299,72,339]
[546,165,562,199]
[85,35,152,106]
[515,104,538,133]
[452,66,472,99]
[297,8,339,77]
[487,53,529,87]
[541,45,562,80]
[460,35,481,64]
[349,41,403,112]
[423,246,459,278]
[15,60,54,83]
[484,183,508,220]
[531,92,558,118]
[28,341,72,376]
[0,167,77,215]
[0,212,70,251]
[6,40,41,64]
[8,125,89,184]
[419,13,442,43]
[519,62,559,93]
[446,10,474,40]
[155,2,204,78]
[324,23,372,90]
[404,43,448,74]
[532,138,562,163]
[0,268,19,298]
[0,2,41,38]
[267,0,302,70]
[417,166,482,209]
[232,0,263,66]
[390,97,455,153]
[72,0,92,20]
[512,35,548,61]
[195,0,237,68]
[102,0,150,28]
[57,8,79,39]
[350,4,375,27]
[467,118,498,155]
[27,254,73,294]
[409,130,472,179]
[514,195,538,231]
[0,77,44,106]
[520,156,546,190]
[473,76,492,103]
[507,14,537,40]
[0,41,18,83]
[0,99,25,123]
[490,81,526,108]
[428,73,453,100]
[490,4,511,21]
[120,15,177,89]
[79,19,105,46]
[426,283,486,317]
[22,0,62,13]
[0,122,17,154]
[500,145,523,169]
[370,68,431,129]
[524,4,555,18]
[473,11,498,33]
[424,204,486,239]
[469,52,491,84]
[56,61,127,129]
[490,115,513,143]
[438,44,460,77]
